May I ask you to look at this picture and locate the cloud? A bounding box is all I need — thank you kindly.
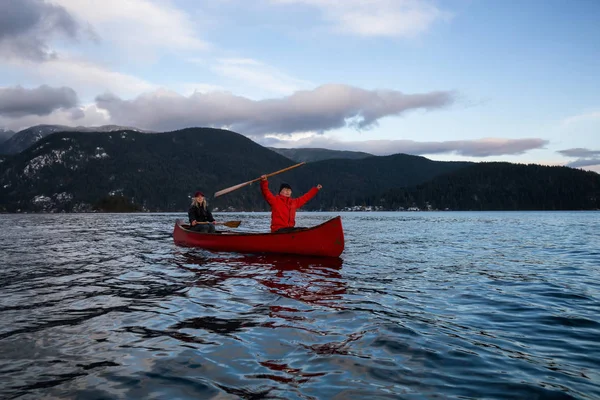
[566,158,600,168]
[558,148,600,170]
[0,0,83,61]
[271,0,450,37]
[0,85,78,117]
[95,84,455,133]
[558,148,600,158]
[562,110,600,126]
[51,0,208,55]
[210,58,315,96]
[262,136,548,157]
[2,56,157,101]
[0,104,109,131]
[35,58,157,99]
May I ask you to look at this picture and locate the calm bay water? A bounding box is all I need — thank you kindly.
[1,211,599,399]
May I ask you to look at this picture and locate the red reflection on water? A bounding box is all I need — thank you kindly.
[174,252,346,388]
[176,252,346,307]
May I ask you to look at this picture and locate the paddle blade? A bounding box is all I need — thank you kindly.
[214,180,252,198]
[222,220,242,228]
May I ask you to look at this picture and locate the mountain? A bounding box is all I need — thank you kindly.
[0,124,152,155]
[0,127,597,212]
[0,128,470,212]
[0,128,15,145]
[0,128,296,212]
[268,147,373,162]
[374,162,600,210]
[0,125,73,155]
[280,154,471,209]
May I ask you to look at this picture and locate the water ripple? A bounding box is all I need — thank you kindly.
[0,212,599,399]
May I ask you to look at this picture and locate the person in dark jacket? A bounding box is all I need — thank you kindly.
[188,191,217,233]
[260,176,322,233]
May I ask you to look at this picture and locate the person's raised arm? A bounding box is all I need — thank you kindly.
[260,175,276,205]
[296,184,322,208]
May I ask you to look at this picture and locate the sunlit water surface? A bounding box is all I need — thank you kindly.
[1,211,599,399]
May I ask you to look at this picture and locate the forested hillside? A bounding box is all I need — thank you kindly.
[373,162,600,210]
[0,128,597,212]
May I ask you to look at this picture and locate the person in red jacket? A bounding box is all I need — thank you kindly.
[260,175,322,233]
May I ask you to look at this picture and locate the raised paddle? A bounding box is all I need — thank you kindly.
[195,221,241,228]
[213,162,306,198]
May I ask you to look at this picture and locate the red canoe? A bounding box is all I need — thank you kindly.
[173,216,345,257]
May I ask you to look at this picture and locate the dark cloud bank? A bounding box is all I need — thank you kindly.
[95,84,455,135]
[0,0,81,61]
[0,85,78,117]
[559,148,600,168]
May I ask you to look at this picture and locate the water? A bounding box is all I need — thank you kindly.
[1,211,599,399]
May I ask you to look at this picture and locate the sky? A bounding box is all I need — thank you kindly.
[0,0,599,171]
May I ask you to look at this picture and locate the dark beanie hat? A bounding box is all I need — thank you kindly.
[279,183,292,193]
[194,191,205,197]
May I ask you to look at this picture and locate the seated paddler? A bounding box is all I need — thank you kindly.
[188,191,217,233]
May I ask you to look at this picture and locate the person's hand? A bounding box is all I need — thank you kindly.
[317,184,322,190]
[191,220,197,226]
[260,175,267,181]
[212,221,217,225]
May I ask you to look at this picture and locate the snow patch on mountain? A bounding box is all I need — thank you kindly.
[93,147,109,159]
[24,150,68,176]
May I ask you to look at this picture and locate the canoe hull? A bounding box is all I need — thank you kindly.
[173,216,345,258]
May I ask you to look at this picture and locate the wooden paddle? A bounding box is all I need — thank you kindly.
[196,221,241,228]
[213,162,306,198]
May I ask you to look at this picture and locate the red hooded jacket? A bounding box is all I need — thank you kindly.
[260,180,319,232]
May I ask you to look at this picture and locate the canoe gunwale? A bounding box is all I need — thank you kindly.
[176,219,330,238]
